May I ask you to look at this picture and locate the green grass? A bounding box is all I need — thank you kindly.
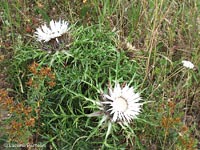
[0,0,199,150]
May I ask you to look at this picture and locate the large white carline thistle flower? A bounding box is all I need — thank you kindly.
[86,83,143,125]
[101,83,143,123]
[86,83,143,141]
[34,19,69,43]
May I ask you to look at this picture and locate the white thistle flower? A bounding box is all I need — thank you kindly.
[34,19,69,43]
[101,83,143,123]
[182,60,194,69]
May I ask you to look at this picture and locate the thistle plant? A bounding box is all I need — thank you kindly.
[83,81,144,148]
[34,19,73,52]
[6,24,147,149]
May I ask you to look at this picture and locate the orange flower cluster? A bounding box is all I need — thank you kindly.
[168,101,175,114]
[0,89,36,143]
[25,118,35,127]
[160,100,197,148]
[10,120,22,131]
[177,124,197,149]
[0,90,33,120]
[178,136,196,150]
[161,100,181,128]
[26,78,33,87]
[160,100,183,139]
[40,67,51,76]
[161,116,181,129]
[180,125,189,133]
[0,88,8,97]
[0,89,14,110]
[28,61,39,74]
[27,61,56,88]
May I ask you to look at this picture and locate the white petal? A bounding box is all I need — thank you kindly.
[101,101,112,104]
[104,94,114,101]
[50,20,57,32]
[34,19,69,42]
[112,112,118,122]
[111,83,122,98]
[122,84,129,94]
[42,24,50,33]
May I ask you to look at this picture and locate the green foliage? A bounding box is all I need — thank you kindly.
[8,26,145,149]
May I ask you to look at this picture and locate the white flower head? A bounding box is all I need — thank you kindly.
[101,83,143,123]
[182,60,194,69]
[34,19,69,43]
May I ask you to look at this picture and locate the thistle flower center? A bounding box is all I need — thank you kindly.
[112,96,128,112]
